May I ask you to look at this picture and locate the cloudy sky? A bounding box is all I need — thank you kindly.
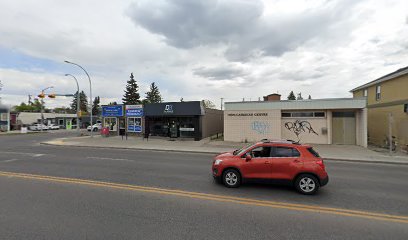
[0,0,407,109]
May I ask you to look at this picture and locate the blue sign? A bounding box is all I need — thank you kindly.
[126,108,143,117]
[102,105,123,117]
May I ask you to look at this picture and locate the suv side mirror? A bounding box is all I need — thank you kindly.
[245,154,252,161]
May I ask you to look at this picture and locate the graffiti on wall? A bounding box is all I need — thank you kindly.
[284,120,318,141]
[251,121,270,134]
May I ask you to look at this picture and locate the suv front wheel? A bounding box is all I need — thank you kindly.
[295,174,320,195]
[222,169,241,188]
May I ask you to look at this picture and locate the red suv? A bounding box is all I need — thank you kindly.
[212,140,328,195]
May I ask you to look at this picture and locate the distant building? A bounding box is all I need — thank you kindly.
[263,93,281,101]
[351,66,408,150]
[17,112,77,129]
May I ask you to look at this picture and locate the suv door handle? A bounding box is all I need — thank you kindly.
[265,161,270,164]
[293,159,300,163]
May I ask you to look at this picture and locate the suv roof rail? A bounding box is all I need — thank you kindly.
[260,139,300,145]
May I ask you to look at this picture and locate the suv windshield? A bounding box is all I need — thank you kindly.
[233,144,253,156]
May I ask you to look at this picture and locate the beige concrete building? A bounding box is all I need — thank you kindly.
[351,66,408,150]
[224,98,367,147]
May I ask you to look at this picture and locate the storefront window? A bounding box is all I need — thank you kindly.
[104,117,118,131]
[128,117,142,132]
[179,118,195,138]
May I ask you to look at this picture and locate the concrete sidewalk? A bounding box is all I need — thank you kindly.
[41,135,408,165]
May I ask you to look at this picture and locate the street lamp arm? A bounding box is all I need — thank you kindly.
[64,74,79,93]
[65,61,91,83]
[64,73,81,135]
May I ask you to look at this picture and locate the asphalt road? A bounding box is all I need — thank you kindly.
[0,132,407,239]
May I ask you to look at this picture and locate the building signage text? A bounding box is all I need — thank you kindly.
[126,105,143,117]
[164,105,174,114]
[227,113,268,117]
[102,105,124,117]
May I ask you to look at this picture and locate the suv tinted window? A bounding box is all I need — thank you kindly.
[307,147,320,157]
[250,147,271,158]
[272,147,300,157]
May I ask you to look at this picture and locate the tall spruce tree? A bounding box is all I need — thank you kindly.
[144,82,162,103]
[287,91,296,100]
[71,90,88,113]
[122,73,141,105]
[92,96,100,115]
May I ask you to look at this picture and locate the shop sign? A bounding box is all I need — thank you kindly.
[126,105,143,117]
[164,104,174,114]
[102,105,124,117]
[227,113,268,117]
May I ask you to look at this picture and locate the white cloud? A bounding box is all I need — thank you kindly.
[0,0,407,109]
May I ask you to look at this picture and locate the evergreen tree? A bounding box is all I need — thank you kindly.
[122,73,141,105]
[287,91,296,100]
[108,101,118,105]
[144,82,162,103]
[71,91,88,113]
[297,93,303,100]
[92,96,100,115]
[180,97,184,102]
[308,95,312,100]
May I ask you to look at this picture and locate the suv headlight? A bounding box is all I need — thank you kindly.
[214,159,223,165]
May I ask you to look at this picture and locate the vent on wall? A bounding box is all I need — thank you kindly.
[321,127,328,135]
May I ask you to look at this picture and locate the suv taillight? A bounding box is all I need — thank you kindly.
[316,159,325,170]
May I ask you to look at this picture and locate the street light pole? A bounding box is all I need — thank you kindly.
[64,60,93,137]
[65,74,81,136]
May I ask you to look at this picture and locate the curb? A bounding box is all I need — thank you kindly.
[40,142,222,155]
[323,158,408,166]
[40,142,408,165]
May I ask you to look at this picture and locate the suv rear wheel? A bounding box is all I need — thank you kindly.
[295,174,319,195]
[222,169,241,188]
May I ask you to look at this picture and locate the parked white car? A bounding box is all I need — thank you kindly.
[48,124,60,130]
[29,124,49,131]
[87,123,102,132]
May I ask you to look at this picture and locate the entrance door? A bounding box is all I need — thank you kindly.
[66,119,72,130]
[332,112,356,144]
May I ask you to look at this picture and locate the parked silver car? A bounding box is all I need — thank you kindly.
[28,124,49,131]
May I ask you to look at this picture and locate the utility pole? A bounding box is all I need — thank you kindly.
[220,98,224,110]
[7,105,10,132]
[39,86,53,132]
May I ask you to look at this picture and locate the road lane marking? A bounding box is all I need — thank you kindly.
[86,157,133,162]
[0,151,47,157]
[0,171,407,224]
[0,159,19,163]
